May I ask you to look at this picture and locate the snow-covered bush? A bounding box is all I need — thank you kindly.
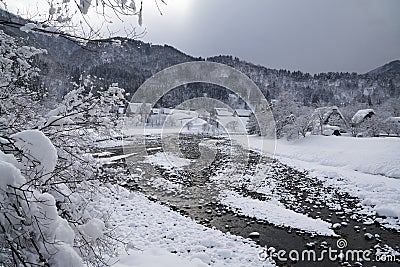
[0,30,127,266]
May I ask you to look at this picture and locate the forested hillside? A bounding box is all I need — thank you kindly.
[1,9,399,109]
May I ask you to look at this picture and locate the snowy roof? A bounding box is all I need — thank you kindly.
[313,106,339,121]
[171,109,198,115]
[311,106,347,125]
[351,109,375,124]
[234,109,252,117]
[214,108,233,117]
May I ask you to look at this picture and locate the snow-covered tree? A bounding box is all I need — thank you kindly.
[0,30,46,133]
[0,30,127,266]
[0,0,167,41]
[0,133,84,266]
[271,92,304,138]
[282,106,314,140]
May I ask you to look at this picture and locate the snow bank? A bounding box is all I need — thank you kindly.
[277,135,400,178]
[220,191,336,236]
[98,152,137,164]
[375,204,400,218]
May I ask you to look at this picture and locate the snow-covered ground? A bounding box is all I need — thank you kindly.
[144,152,193,169]
[101,129,400,265]
[220,191,336,236]
[92,185,275,267]
[235,135,400,179]
[234,135,400,228]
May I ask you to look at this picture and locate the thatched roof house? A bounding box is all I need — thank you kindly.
[351,109,375,126]
[310,106,348,135]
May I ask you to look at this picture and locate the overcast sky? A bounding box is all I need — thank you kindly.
[136,0,400,74]
[7,0,400,74]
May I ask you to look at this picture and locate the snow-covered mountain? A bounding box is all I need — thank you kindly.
[1,9,399,107]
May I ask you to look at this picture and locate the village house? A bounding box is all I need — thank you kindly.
[351,109,375,127]
[310,106,348,136]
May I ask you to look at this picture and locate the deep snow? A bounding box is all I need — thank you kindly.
[93,185,275,267]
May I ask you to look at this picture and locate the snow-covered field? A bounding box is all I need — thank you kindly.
[242,135,400,179]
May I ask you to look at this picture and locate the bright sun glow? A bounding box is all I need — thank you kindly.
[169,0,192,15]
[159,0,193,19]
